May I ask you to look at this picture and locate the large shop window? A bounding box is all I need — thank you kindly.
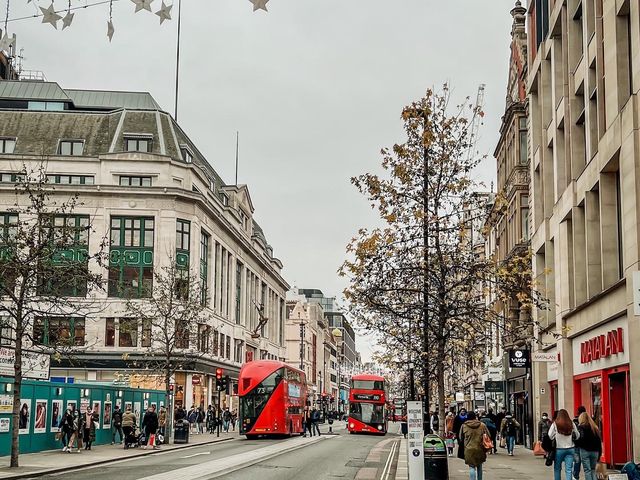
[108,217,154,298]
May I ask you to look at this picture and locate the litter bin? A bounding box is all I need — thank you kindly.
[423,434,448,479]
[174,419,190,444]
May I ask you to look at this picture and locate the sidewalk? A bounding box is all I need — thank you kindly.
[394,439,549,480]
[0,430,239,479]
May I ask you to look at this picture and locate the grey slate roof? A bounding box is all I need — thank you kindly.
[0,81,70,102]
[65,89,161,110]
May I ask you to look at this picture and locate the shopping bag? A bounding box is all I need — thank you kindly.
[533,441,545,456]
[499,436,506,449]
[482,433,494,452]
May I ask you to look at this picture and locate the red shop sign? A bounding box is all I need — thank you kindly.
[580,328,624,364]
[192,376,201,385]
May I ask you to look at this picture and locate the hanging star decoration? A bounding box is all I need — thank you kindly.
[155,1,172,24]
[131,0,154,13]
[62,11,74,29]
[249,0,269,12]
[40,3,63,29]
[107,20,115,41]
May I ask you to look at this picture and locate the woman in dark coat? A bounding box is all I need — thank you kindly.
[142,405,160,449]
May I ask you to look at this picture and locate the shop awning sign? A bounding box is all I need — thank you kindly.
[508,349,530,369]
[484,380,505,393]
[532,351,557,362]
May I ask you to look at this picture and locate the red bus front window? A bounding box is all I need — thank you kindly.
[351,380,384,390]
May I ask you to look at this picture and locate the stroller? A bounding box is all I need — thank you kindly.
[124,428,145,449]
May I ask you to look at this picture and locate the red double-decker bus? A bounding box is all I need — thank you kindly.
[239,360,307,438]
[347,374,387,435]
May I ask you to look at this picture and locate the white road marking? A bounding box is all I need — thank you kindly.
[381,439,399,480]
[180,451,210,459]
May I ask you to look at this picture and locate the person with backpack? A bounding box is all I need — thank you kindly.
[500,412,520,456]
[575,412,601,480]
[187,406,198,434]
[549,409,580,480]
[461,411,491,480]
[430,411,440,435]
[222,408,231,432]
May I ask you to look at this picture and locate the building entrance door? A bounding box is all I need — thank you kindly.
[608,371,631,467]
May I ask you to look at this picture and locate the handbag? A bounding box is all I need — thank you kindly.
[499,436,506,448]
[533,441,545,456]
[482,433,494,452]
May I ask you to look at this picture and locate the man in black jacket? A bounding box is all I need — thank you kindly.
[112,405,124,445]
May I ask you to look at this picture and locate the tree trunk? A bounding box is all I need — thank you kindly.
[437,334,446,437]
[10,317,22,468]
[165,360,173,444]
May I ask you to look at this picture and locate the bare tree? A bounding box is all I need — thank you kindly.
[0,163,107,467]
[122,258,209,441]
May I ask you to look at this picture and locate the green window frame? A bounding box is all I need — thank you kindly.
[33,317,85,346]
[46,175,94,185]
[119,176,152,187]
[39,215,90,297]
[108,216,154,298]
[200,231,209,307]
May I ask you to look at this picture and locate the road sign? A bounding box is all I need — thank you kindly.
[406,401,424,479]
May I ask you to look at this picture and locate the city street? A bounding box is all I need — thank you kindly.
[27,424,400,480]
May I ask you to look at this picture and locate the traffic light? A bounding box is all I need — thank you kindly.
[222,375,230,394]
[216,368,224,391]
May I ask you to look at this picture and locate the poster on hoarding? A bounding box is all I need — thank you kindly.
[103,402,112,429]
[0,417,9,433]
[34,399,47,433]
[18,399,30,434]
[80,398,90,415]
[0,394,12,414]
[51,399,62,432]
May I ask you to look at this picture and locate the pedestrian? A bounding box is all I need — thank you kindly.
[60,408,73,452]
[112,404,124,445]
[158,406,167,440]
[445,411,455,435]
[539,412,552,441]
[187,406,198,434]
[197,406,205,434]
[303,404,312,437]
[67,406,84,453]
[499,412,520,456]
[461,411,490,480]
[83,405,98,451]
[549,408,580,480]
[453,408,468,460]
[122,405,137,449]
[445,432,456,457]
[142,405,160,450]
[573,406,587,479]
[575,412,601,480]
[311,408,321,436]
[430,411,440,435]
[479,412,497,455]
[223,407,231,432]
[206,405,215,434]
[231,410,238,431]
[486,408,497,427]
[175,405,186,421]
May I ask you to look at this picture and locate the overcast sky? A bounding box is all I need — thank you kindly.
[8,0,518,361]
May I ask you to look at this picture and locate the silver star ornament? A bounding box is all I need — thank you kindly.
[249,0,269,12]
[62,11,75,30]
[155,2,172,24]
[131,0,154,13]
[40,3,63,29]
[107,20,115,42]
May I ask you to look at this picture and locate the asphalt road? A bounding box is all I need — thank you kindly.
[32,425,401,480]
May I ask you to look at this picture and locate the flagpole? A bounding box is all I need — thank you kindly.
[174,0,182,121]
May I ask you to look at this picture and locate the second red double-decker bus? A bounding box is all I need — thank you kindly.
[347,374,387,435]
[239,360,307,438]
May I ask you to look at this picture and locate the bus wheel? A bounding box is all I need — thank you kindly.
[246,434,259,440]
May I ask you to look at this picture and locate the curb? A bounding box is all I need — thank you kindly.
[1,436,236,480]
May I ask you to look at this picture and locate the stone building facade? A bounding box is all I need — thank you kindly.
[0,80,288,411]
[527,0,638,466]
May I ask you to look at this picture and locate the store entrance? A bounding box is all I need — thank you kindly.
[609,371,632,467]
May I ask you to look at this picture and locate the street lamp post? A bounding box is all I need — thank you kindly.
[332,328,343,418]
